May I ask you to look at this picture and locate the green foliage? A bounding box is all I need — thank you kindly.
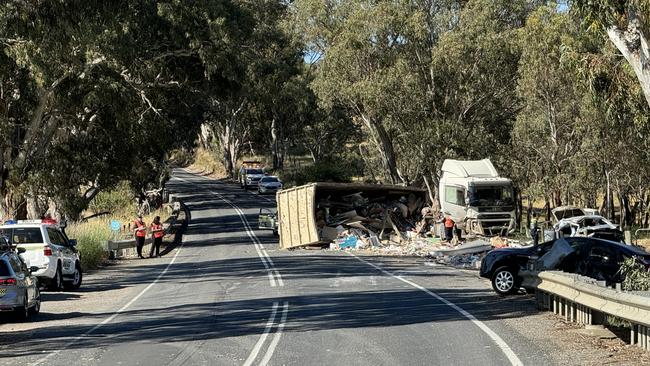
[619,256,650,291]
[281,160,359,187]
[87,182,136,217]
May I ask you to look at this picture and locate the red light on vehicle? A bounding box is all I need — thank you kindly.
[44,246,52,256]
[0,278,16,285]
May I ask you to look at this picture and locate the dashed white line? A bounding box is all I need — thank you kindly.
[348,252,523,366]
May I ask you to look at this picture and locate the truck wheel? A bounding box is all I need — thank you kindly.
[64,262,82,290]
[48,264,63,291]
[491,266,519,295]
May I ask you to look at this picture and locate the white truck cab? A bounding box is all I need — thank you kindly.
[439,159,516,236]
[0,221,82,290]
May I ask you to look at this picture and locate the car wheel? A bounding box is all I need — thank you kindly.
[14,293,29,322]
[64,262,83,290]
[29,288,41,315]
[48,264,63,291]
[491,266,519,295]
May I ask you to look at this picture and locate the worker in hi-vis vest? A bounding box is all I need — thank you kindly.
[444,213,455,242]
[149,216,164,258]
[134,215,147,259]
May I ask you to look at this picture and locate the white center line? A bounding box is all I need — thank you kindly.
[243,302,279,366]
[260,301,289,366]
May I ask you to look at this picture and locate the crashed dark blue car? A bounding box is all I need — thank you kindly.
[480,237,650,295]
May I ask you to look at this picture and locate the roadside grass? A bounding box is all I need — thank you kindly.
[67,220,110,271]
[191,147,227,178]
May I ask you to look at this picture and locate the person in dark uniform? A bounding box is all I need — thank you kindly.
[530,213,539,246]
[149,216,164,258]
[134,215,147,259]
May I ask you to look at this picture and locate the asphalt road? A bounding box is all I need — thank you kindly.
[0,169,565,365]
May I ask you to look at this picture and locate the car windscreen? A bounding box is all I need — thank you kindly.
[0,228,44,244]
[261,177,278,183]
[247,169,264,175]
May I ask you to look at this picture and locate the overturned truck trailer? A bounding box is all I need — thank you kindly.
[276,182,427,249]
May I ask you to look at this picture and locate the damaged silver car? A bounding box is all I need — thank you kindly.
[552,206,623,242]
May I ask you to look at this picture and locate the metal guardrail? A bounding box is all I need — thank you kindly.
[104,202,182,256]
[535,271,650,352]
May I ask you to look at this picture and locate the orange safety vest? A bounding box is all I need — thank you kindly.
[135,221,146,237]
[151,223,164,239]
[444,217,455,228]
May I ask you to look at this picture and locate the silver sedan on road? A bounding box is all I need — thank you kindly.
[0,241,41,321]
[257,176,283,194]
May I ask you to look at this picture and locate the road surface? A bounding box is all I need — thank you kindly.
[0,169,576,365]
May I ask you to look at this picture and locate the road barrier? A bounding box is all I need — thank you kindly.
[535,271,650,352]
[104,201,182,259]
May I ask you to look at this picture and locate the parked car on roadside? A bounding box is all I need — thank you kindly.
[0,238,41,321]
[258,176,282,195]
[0,221,82,291]
[480,237,650,295]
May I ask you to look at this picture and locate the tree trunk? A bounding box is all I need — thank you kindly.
[607,21,650,108]
[360,114,402,184]
[271,117,285,171]
[199,124,214,150]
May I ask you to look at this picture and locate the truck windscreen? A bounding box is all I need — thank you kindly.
[469,185,514,207]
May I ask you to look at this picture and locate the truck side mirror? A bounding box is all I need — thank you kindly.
[17,247,26,254]
[69,239,77,247]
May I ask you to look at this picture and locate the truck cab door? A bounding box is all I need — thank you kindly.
[441,185,467,225]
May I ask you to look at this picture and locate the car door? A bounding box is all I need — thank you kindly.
[47,228,74,275]
[582,243,620,283]
[8,254,31,301]
[258,208,277,230]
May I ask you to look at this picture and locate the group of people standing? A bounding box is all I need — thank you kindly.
[133,215,165,259]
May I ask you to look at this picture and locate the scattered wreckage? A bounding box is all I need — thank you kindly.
[551,206,624,242]
[270,182,429,249]
[258,181,524,269]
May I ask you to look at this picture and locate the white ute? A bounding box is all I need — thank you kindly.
[0,221,82,290]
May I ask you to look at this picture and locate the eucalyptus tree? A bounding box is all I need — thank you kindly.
[573,0,650,107]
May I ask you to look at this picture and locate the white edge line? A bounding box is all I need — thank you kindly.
[259,301,289,366]
[348,253,523,366]
[243,302,279,366]
[30,238,185,366]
